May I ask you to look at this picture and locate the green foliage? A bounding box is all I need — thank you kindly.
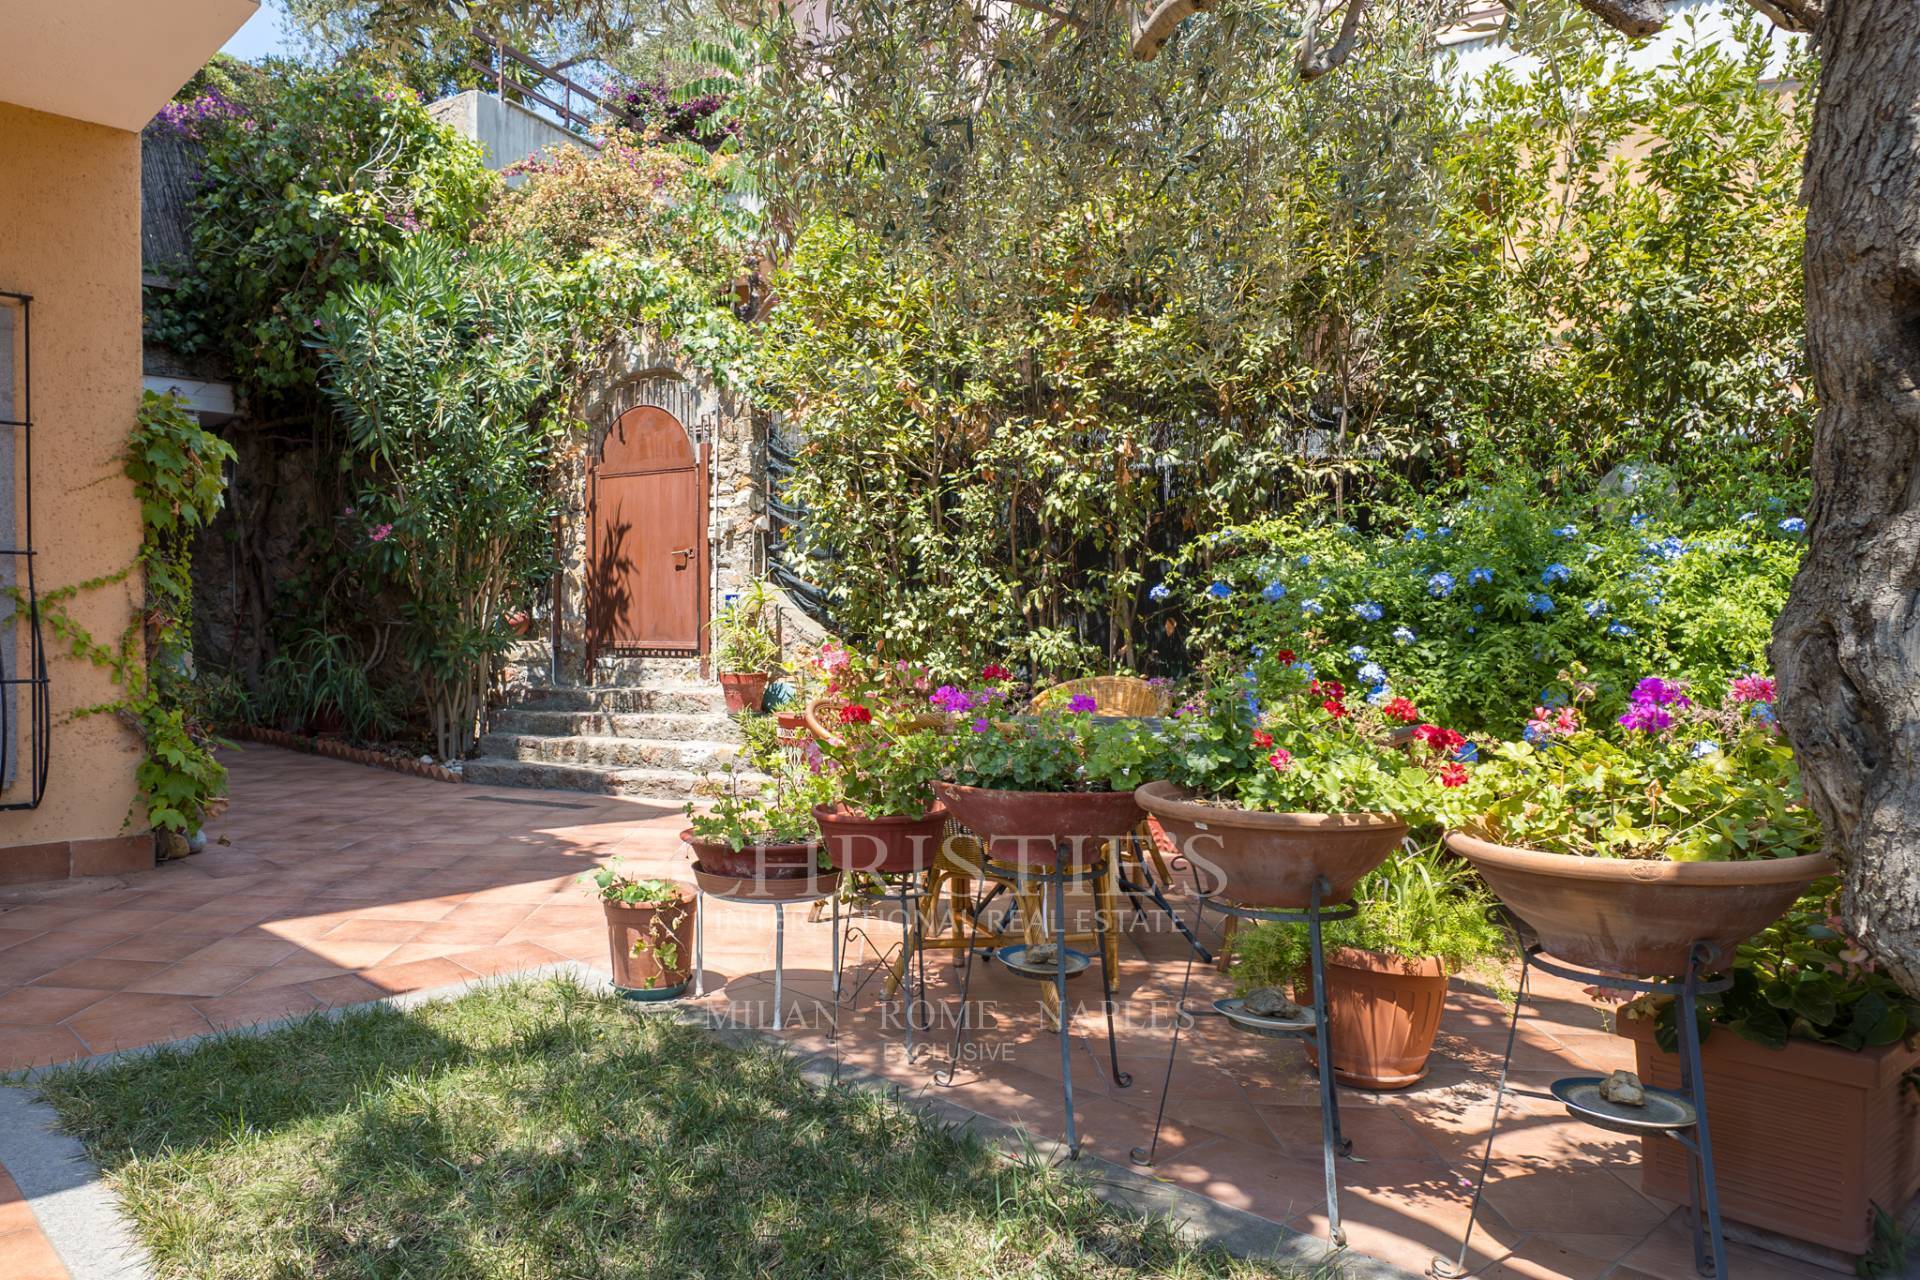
[1631,880,1920,1053]
[151,67,493,399]
[127,392,236,652]
[1233,846,1510,980]
[936,712,1170,795]
[581,862,687,907]
[315,235,572,759]
[757,6,1810,675]
[1158,653,1462,825]
[257,627,397,739]
[711,579,781,674]
[1456,671,1820,863]
[821,721,945,820]
[684,769,832,851]
[1172,477,1803,734]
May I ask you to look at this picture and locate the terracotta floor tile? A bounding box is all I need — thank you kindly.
[63,993,214,1054]
[450,941,563,979]
[0,1025,90,1070]
[193,986,323,1032]
[0,906,89,932]
[319,918,427,945]
[352,957,473,995]
[344,898,466,922]
[174,936,302,968]
[0,1167,35,1235]
[295,939,403,968]
[0,928,46,953]
[28,958,172,993]
[233,961,350,992]
[0,1223,72,1280]
[124,962,259,999]
[302,973,392,1009]
[0,985,112,1026]
[94,930,233,963]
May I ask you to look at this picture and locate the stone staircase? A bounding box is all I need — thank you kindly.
[463,658,768,802]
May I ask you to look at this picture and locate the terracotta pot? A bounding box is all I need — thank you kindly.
[932,782,1142,867]
[718,672,770,714]
[814,802,949,875]
[1133,781,1406,909]
[1444,831,1834,975]
[692,862,841,903]
[774,711,808,749]
[506,611,535,637]
[1619,1017,1920,1255]
[1295,947,1450,1090]
[603,894,696,1000]
[680,828,819,880]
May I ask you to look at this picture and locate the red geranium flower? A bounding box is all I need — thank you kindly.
[1309,679,1347,702]
[1439,763,1469,788]
[1322,698,1349,719]
[1414,723,1465,752]
[982,663,1012,682]
[1251,729,1273,748]
[1275,649,1297,665]
[838,703,873,725]
[1268,748,1294,772]
[1382,696,1420,724]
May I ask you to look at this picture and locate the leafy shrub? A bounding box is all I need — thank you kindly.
[257,628,396,739]
[712,580,782,674]
[1167,478,1803,734]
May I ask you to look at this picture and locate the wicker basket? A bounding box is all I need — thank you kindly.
[1027,676,1171,717]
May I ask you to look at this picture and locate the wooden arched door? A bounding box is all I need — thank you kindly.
[586,406,707,660]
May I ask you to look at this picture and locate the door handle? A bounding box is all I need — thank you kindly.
[672,546,695,568]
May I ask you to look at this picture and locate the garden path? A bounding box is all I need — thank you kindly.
[0,747,1858,1279]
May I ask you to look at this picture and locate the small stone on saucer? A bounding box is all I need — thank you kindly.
[1598,1069,1646,1107]
[1243,987,1307,1019]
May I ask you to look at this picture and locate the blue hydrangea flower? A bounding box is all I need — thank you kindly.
[1207,582,1232,599]
[1347,644,1370,663]
[1552,525,1578,539]
[1262,582,1287,602]
[1392,625,1416,645]
[1295,660,1316,681]
[1690,739,1721,759]
[1630,512,1651,529]
[1643,535,1687,561]
[1467,567,1493,586]
[1301,599,1324,617]
[1645,593,1664,609]
[1607,620,1636,637]
[1405,527,1427,542]
[1779,517,1807,535]
[1296,554,1312,568]
[1751,701,1776,724]
[1541,563,1571,585]
[1427,572,1456,599]
[1366,685,1393,706]
[1454,741,1479,763]
[1357,662,1388,687]
[1148,582,1171,602]
[1472,603,1485,615]
[1527,593,1555,615]
[1435,526,1453,539]
[1584,599,1610,619]
[1353,601,1384,622]
[1739,512,1758,523]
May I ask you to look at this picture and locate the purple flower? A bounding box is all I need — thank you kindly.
[1066,694,1099,714]
[1628,677,1689,708]
[970,717,990,733]
[1618,703,1673,733]
[930,685,976,714]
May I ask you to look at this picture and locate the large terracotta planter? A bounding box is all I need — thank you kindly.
[1619,1017,1920,1254]
[681,829,819,880]
[1445,831,1834,975]
[692,863,841,903]
[814,802,949,875]
[1293,947,1451,1090]
[1134,781,1405,909]
[932,782,1142,867]
[718,672,770,714]
[603,893,696,1000]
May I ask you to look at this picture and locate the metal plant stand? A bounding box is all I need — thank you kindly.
[1130,876,1357,1251]
[936,841,1132,1159]
[829,870,935,1059]
[1432,931,1732,1280]
[692,881,841,1033]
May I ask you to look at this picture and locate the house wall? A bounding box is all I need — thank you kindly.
[0,103,153,882]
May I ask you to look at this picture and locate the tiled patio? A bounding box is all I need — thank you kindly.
[0,747,1841,1279]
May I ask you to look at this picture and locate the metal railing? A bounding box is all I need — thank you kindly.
[468,36,605,134]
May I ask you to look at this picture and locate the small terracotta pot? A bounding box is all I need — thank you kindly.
[1295,947,1450,1090]
[506,611,535,637]
[814,801,949,875]
[603,893,696,1000]
[680,828,819,879]
[1444,830,1834,975]
[718,672,770,713]
[1618,1016,1920,1254]
[1134,781,1405,909]
[932,782,1142,867]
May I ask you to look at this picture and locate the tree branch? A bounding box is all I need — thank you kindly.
[1571,0,1667,38]
[1745,0,1822,34]
[1296,0,1365,81]
[1130,0,1212,61]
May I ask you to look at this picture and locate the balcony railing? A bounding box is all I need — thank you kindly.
[468,35,605,135]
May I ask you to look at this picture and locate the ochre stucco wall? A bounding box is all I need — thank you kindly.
[0,102,151,879]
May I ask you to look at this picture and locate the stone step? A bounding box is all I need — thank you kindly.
[492,707,741,742]
[583,654,707,687]
[476,732,740,772]
[512,684,729,716]
[461,756,767,802]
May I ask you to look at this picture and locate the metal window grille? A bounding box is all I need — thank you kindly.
[0,291,52,809]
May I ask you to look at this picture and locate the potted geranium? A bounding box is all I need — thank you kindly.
[582,863,697,1000]
[1232,845,1509,1089]
[711,579,781,713]
[1445,669,1833,977]
[683,771,838,901]
[1613,878,1920,1254]
[931,690,1168,868]
[812,700,949,874]
[1135,652,1459,909]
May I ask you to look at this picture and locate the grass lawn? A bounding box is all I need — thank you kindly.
[31,977,1313,1279]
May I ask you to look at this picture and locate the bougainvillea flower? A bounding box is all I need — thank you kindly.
[930,685,975,714]
[838,704,873,725]
[1629,676,1689,707]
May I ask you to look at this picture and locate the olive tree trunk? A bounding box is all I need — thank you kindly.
[1772,0,1920,998]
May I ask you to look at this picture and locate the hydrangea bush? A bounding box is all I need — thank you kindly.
[1165,481,1804,734]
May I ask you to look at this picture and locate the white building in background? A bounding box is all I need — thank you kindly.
[1439,0,1806,87]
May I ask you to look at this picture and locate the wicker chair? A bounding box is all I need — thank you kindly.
[1025,675,1172,717]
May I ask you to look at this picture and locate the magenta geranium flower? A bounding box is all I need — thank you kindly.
[1730,675,1776,704]
[1066,694,1099,714]
[930,685,976,714]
